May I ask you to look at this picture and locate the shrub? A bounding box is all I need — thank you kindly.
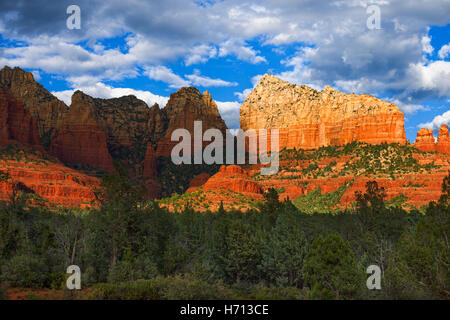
[88,275,232,300]
[0,254,49,288]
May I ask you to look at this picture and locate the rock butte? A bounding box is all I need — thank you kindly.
[0,87,43,151]
[0,66,449,209]
[415,125,450,154]
[240,74,407,150]
[155,87,227,157]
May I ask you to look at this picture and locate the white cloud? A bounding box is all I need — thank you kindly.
[406,60,450,97]
[234,88,253,102]
[216,101,240,113]
[185,45,217,66]
[389,98,428,115]
[218,39,266,64]
[438,43,450,59]
[145,66,237,88]
[52,83,169,107]
[1,0,450,133]
[419,110,450,131]
[421,34,433,55]
[186,70,237,87]
[145,66,190,88]
[216,101,241,129]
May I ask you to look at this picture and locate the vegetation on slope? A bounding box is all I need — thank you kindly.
[0,166,448,300]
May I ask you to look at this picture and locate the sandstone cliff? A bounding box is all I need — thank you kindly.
[156,88,227,157]
[0,66,68,146]
[0,86,43,151]
[0,146,100,208]
[201,165,263,194]
[437,125,450,154]
[240,74,406,150]
[415,128,436,152]
[49,91,115,173]
[415,125,450,154]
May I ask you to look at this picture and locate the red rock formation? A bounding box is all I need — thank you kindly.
[189,172,211,189]
[415,128,436,152]
[156,88,227,157]
[202,165,263,194]
[0,151,100,208]
[437,125,450,154]
[240,75,407,150]
[0,86,43,150]
[415,125,450,154]
[142,143,161,198]
[0,66,68,140]
[49,91,114,173]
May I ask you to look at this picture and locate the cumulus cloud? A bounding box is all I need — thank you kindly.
[406,60,450,97]
[218,39,267,64]
[52,83,169,107]
[419,110,450,131]
[216,101,241,129]
[421,35,433,55]
[145,66,237,88]
[185,45,217,66]
[438,43,450,59]
[186,70,238,87]
[2,0,450,132]
[145,66,190,88]
[389,98,429,115]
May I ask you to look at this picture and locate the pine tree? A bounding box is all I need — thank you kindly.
[303,234,364,299]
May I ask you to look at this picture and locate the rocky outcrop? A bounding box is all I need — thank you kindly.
[415,125,450,154]
[49,91,114,173]
[0,150,100,208]
[0,66,68,145]
[437,125,450,154]
[202,165,263,194]
[0,86,43,150]
[240,74,406,150]
[156,88,227,157]
[142,143,161,197]
[415,128,436,152]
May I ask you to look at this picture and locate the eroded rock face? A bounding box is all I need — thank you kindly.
[202,165,263,194]
[156,88,227,157]
[49,91,114,173]
[415,125,450,154]
[240,74,407,150]
[437,125,450,154]
[0,66,68,146]
[0,155,100,208]
[0,86,43,150]
[415,128,436,152]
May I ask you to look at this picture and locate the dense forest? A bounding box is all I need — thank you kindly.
[0,164,449,300]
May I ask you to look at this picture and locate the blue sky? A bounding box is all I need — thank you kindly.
[0,0,449,142]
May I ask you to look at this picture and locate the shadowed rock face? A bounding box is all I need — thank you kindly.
[156,87,228,157]
[0,66,68,146]
[240,74,407,150]
[0,86,43,151]
[49,91,115,173]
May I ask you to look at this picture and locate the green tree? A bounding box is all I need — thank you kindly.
[303,234,364,299]
[260,209,307,287]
